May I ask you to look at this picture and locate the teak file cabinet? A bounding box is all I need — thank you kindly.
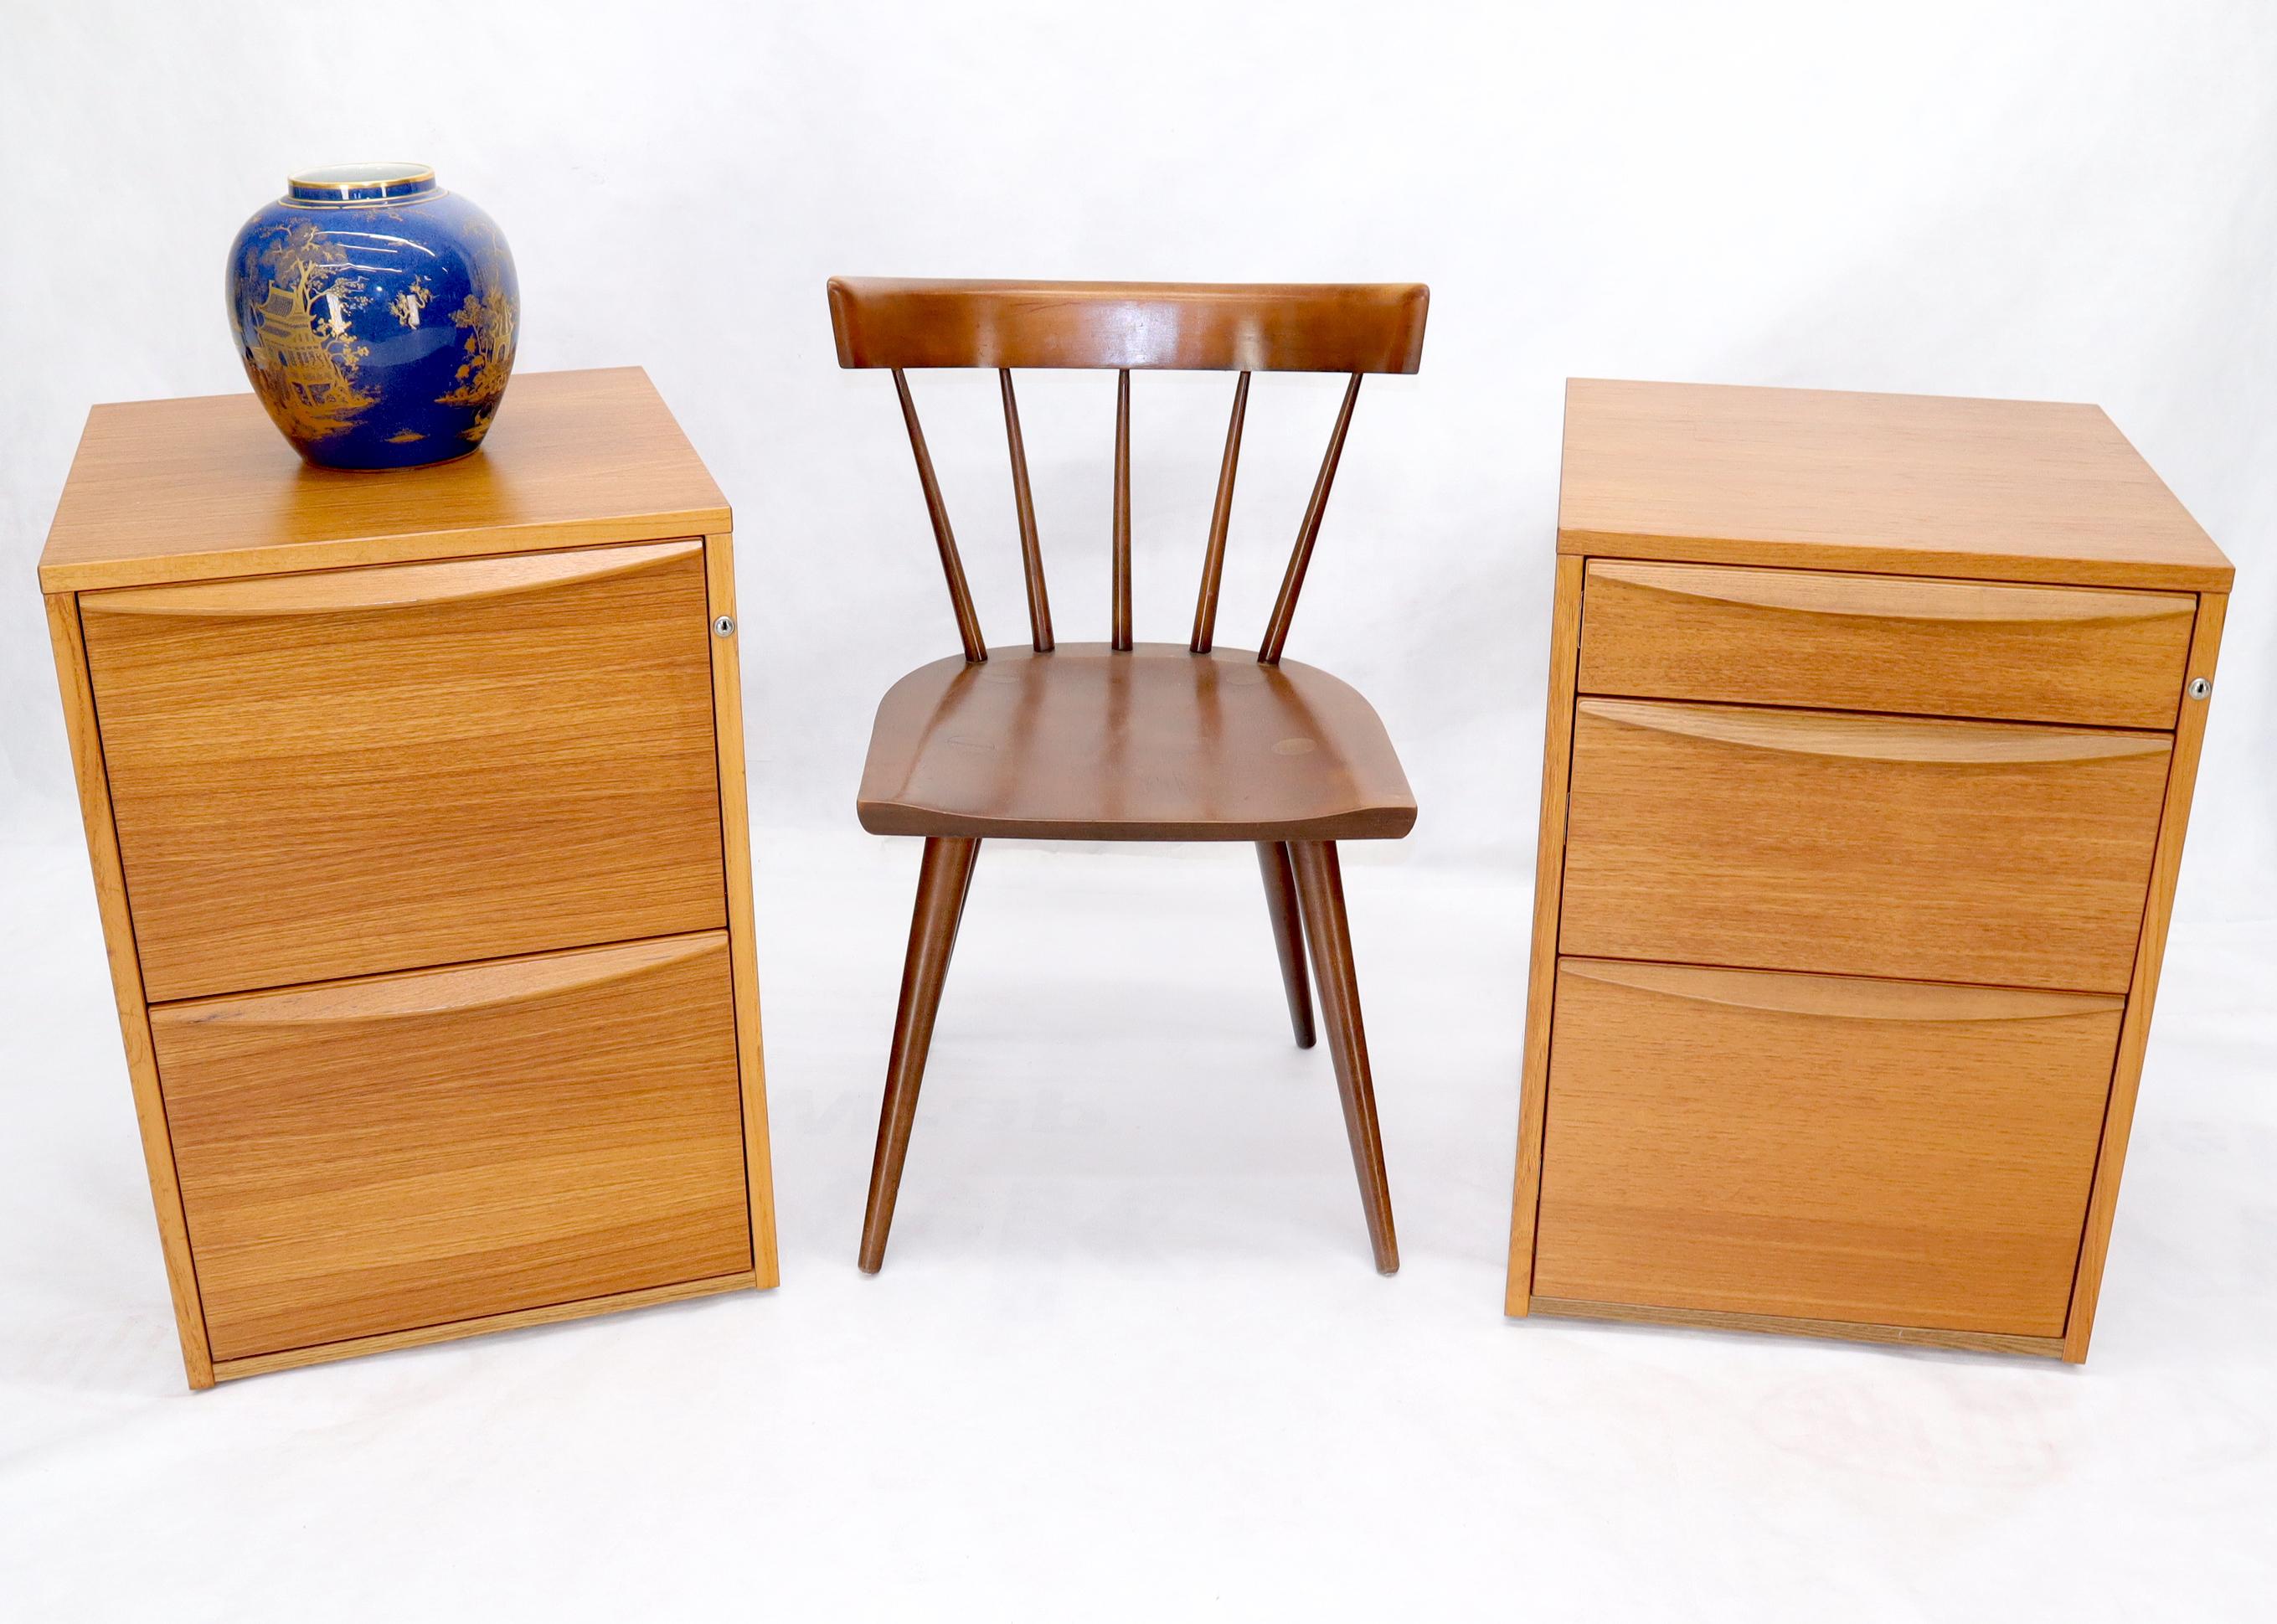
[1507,379,2233,1362]
[40,368,778,1387]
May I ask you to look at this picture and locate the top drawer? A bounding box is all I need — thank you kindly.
[81,540,727,1002]
[1579,560,2195,729]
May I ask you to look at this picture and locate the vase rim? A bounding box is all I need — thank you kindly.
[286,163,438,204]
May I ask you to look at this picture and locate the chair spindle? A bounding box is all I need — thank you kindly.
[1191,371,1250,654]
[1112,369,1133,651]
[1258,373,1363,666]
[892,369,987,662]
[998,369,1053,652]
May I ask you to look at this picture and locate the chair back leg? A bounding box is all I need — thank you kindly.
[1290,840,1399,1273]
[1254,842,1316,1048]
[860,835,981,1272]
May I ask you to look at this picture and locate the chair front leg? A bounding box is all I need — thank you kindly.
[1290,840,1399,1274]
[1254,841,1316,1048]
[860,835,981,1272]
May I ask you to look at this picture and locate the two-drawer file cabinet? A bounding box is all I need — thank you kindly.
[39,369,778,1387]
[1507,379,2233,1361]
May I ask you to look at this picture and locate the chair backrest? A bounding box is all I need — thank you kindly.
[827,278,1429,664]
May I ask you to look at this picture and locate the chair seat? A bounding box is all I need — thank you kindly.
[858,643,1417,841]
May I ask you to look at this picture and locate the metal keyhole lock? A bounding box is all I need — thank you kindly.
[713,614,736,638]
[2187,676,2212,700]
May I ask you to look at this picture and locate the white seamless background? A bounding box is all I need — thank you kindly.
[1,4,2271,1621]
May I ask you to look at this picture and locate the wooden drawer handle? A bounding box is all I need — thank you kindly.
[153,932,724,1029]
[83,539,702,620]
[1579,698,2172,765]
[1560,958,2124,1023]
[1589,559,2194,627]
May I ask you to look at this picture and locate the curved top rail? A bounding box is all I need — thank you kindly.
[828,278,1429,374]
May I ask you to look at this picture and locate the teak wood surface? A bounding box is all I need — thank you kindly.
[1558,379,2232,592]
[1510,378,2233,1362]
[152,934,753,1362]
[1578,559,2195,730]
[40,371,776,1385]
[832,278,1424,1275]
[1533,959,2121,1337]
[80,539,729,1001]
[1558,697,2172,993]
[38,367,730,593]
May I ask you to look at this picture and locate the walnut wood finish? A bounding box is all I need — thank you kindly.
[1113,369,1134,650]
[38,368,731,594]
[998,370,1053,651]
[1259,374,1363,666]
[1560,698,2171,993]
[894,369,988,663]
[1533,959,2121,1336]
[80,540,728,1002]
[1558,379,2232,592]
[1256,841,1316,1049]
[832,279,1426,1271]
[1292,841,1398,1274]
[858,645,1416,842]
[152,933,753,1361]
[1191,373,1251,653]
[1578,560,2196,729]
[860,836,981,1273]
[827,278,1429,374]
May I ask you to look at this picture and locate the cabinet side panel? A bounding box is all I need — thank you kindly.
[43,592,214,1389]
[704,534,780,1288]
[1507,554,1586,1313]
[2064,592,2226,1361]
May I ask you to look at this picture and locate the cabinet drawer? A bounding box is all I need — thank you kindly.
[1561,699,2168,992]
[81,541,726,1000]
[1579,560,2195,728]
[151,931,752,1362]
[1534,958,2120,1336]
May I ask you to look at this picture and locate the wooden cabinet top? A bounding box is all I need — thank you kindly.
[39,367,729,593]
[1558,379,2231,592]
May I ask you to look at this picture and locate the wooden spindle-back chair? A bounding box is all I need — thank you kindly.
[829,277,1429,1274]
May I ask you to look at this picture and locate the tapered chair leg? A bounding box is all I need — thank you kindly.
[1255,841,1316,1048]
[860,835,981,1273]
[1289,840,1398,1274]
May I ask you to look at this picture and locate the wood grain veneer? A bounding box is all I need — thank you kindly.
[858,644,1417,842]
[152,933,752,1362]
[38,368,731,593]
[828,279,1429,374]
[1559,698,2171,992]
[1510,379,2233,1362]
[80,539,727,1001]
[1558,379,2232,592]
[1578,559,2195,728]
[41,373,775,1386]
[1533,959,2121,1336]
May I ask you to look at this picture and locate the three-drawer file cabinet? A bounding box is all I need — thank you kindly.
[39,369,778,1386]
[1507,379,2233,1361]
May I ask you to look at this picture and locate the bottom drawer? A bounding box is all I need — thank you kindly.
[1533,958,2120,1338]
[152,932,753,1362]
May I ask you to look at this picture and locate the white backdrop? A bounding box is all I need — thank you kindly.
[3,4,2274,1620]
[2,0,2269,897]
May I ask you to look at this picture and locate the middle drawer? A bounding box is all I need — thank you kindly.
[1561,699,2170,992]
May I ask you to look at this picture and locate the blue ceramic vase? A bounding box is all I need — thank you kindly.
[226,163,518,470]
